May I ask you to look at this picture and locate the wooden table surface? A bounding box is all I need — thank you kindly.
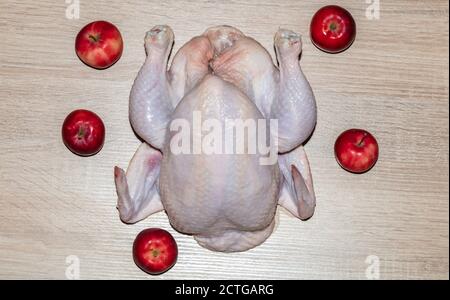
[0,0,448,280]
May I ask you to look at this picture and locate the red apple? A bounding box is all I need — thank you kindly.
[133,228,178,275]
[62,109,105,156]
[310,5,356,53]
[334,129,379,173]
[75,20,123,69]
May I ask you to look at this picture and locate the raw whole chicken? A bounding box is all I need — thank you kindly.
[114,25,317,252]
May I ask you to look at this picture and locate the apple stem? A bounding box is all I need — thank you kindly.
[88,34,99,43]
[152,249,160,257]
[77,126,85,139]
[357,134,368,147]
[330,22,337,32]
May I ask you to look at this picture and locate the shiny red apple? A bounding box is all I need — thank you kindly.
[310,5,356,53]
[133,228,178,275]
[334,129,379,173]
[62,109,105,156]
[75,20,123,69]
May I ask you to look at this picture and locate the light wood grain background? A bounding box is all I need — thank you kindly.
[0,0,448,280]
